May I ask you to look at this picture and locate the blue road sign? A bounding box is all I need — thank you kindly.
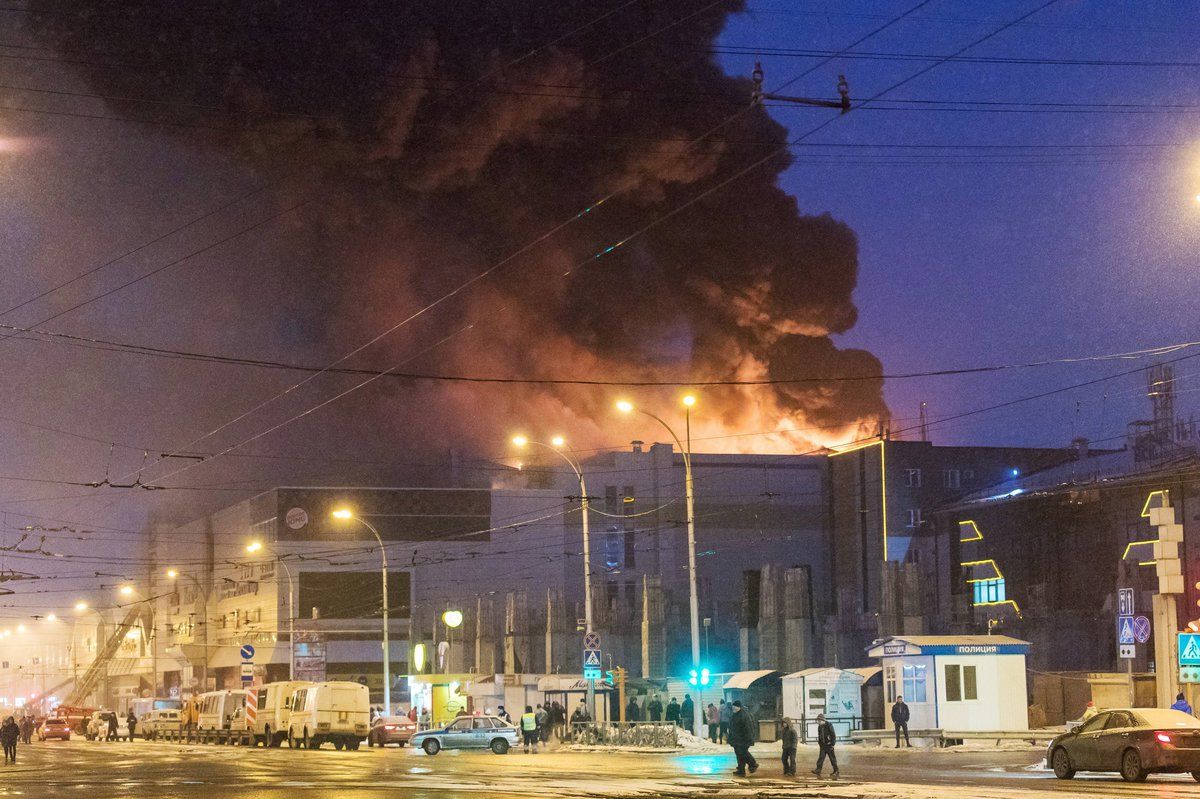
[1133,616,1152,644]
[583,649,602,680]
[240,644,255,660]
[1117,615,1135,645]
[1179,633,1200,666]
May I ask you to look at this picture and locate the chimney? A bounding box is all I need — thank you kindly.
[631,440,644,454]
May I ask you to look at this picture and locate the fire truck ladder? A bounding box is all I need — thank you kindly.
[62,605,147,707]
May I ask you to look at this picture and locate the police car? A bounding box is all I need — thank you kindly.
[410,714,518,755]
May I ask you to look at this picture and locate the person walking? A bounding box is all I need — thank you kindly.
[535,704,550,744]
[781,718,798,776]
[0,717,17,764]
[727,700,758,777]
[127,710,138,741]
[520,706,539,753]
[1172,693,1194,715]
[18,716,31,745]
[719,699,732,743]
[681,694,695,734]
[706,703,720,743]
[625,697,641,723]
[106,711,118,742]
[811,713,839,779]
[891,695,910,748]
[665,697,680,725]
[647,695,663,722]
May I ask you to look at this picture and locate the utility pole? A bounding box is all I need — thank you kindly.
[751,62,850,113]
[613,666,627,723]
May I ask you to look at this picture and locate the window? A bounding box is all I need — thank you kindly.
[1077,713,1109,734]
[1105,712,1133,730]
[474,718,494,729]
[905,469,922,487]
[943,469,961,489]
[901,663,927,702]
[448,718,471,731]
[906,508,923,528]
[884,665,898,703]
[973,578,1007,605]
[944,664,978,702]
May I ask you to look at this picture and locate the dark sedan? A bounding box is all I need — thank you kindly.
[1048,708,1200,782]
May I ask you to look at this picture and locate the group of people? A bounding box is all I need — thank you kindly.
[0,715,41,763]
[515,702,570,752]
[629,694,696,733]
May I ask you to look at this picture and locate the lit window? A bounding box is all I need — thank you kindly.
[905,469,922,487]
[901,663,927,702]
[973,578,1006,605]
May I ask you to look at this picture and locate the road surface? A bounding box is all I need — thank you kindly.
[4,738,1200,797]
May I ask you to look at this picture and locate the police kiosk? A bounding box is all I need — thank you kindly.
[867,635,1030,734]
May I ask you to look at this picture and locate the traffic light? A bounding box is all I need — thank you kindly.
[688,667,710,687]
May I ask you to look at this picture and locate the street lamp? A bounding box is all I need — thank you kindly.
[330,507,391,715]
[616,395,703,736]
[245,541,295,680]
[512,433,598,719]
[441,610,463,674]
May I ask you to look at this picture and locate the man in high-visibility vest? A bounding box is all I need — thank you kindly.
[520,706,539,753]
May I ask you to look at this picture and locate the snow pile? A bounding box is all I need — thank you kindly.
[675,731,729,752]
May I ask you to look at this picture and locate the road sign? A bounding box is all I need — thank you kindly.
[240,644,255,660]
[583,648,602,680]
[1117,615,1135,645]
[584,631,601,651]
[1179,633,1200,666]
[241,662,254,683]
[1133,615,1152,644]
[1118,587,1134,617]
[1119,644,1135,659]
[245,687,258,726]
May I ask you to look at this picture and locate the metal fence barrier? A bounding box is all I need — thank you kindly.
[571,721,679,748]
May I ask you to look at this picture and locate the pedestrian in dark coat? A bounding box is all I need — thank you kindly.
[106,712,118,741]
[665,697,680,724]
[891,695,911,748]
[727,700,758,777]
[718,700,732,743]
[781,718,798,776]
[680,694,695,734]
[647,695,663,722]
[18,717,31,745]
[127,711,138,741]
[0,717,18,764]
[625,697,640,722]
[811,713,839,778]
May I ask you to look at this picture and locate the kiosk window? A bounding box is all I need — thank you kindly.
[901,664,927,702]
[944,664,978,702]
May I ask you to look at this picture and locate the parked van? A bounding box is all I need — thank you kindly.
[251,680,312,747]
[196,689,248,731]
[139,708,183,739]
[286,681,369,750]
[130,697,183,720]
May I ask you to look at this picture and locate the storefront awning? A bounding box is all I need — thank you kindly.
[721,669,782,690]
[537,675,610,693]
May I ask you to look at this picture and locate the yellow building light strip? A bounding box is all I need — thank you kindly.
[961,559,1004,582]
[975,599,1022,614]
[1122,539,1158,566]
[1141,490,1170,518]
[828,439,884,456]
[959,520,982,542]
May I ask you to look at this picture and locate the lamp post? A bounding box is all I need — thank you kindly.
[617,395,703,736]
[331,508,391,715]
[245,544,295,680]
[512,434,596,719]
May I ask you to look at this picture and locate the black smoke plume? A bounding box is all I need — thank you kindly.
[28,0,886,453]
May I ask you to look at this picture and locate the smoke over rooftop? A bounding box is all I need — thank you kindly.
[29,0,886,455]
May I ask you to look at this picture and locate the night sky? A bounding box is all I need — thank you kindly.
[0,0,1197,611]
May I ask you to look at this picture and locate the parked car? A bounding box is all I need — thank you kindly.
[367,715,417,747]
[286,681,369,750]
[38,717,71,741]
[1048,708,1200,782]
[139,708,183,739]
[410,715,518,755]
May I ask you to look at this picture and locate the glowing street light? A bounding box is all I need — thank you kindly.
[615,394,703,735]
[245,541,263,554]
[511,435,528,447]
[16,624,25,634]
[46,614,56,622]
[74,602,87,612]
[245,539,294,680]
[550,435,565,448]
[330,507,391,714]
[441,610,463,629]
[119,585,134,597]
[166,568,178,579]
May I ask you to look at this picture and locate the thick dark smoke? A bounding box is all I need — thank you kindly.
[29,0,886,453]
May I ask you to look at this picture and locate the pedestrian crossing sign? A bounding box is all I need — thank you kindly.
[1117,615,1135,645]
[583,650,601,667]
[1179,633,1200,665]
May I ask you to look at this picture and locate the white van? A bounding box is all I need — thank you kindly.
[251,680,312,747]
[139,708,183,739]
[196,689,248,731]
[286,681,370,750]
